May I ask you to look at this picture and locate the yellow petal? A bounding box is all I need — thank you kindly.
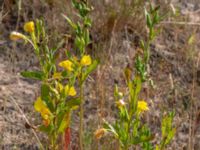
[53,72,62,79]
[59,60,73,71]
[34,97,44,112]
[69,86,76,96]
[34,97,51,118]
[80,55,92,66]
[65,85,76,96]
[40,108,51,118]
[24,21,35,33]
[137,100,149,112]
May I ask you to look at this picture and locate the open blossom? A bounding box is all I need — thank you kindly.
[59,60,73,72]
[80,55,92,66]
[10,31,25,41]
[34,97,52,126]
[24,21,35,33]
[65,85,76,96]
[137,100,149,113]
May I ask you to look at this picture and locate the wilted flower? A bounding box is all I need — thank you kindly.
[10,31,25,41]
[94,128,107,139]
[80,55,92,66]
[170,3,176,15]
[43,119,50,127]
[59,60,73,72]
[24,21,35,33]
[116,99,126,108]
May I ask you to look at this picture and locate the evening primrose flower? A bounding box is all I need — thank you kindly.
[80,55,92,66]
[24,21,35,33]
[34,97,52,126]
[10,31,25,41]
[65,85,76,96]
[137,100,149,113]
[59,60,73,72]
[53,72,62,79]
[94,128,107,139]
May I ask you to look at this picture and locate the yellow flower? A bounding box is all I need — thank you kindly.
[65,85,76,96]
[137,100,149,113]
[10,31,25,41]
[94,128,107,139]
[34,97,52,124]
[59,60,73,72]
[53,72,62,79]
[24,21,35,33]
[80,55,92,66]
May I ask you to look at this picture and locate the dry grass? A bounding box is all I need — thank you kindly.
[1,0,200,149]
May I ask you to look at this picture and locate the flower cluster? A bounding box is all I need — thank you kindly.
[34,97,52,126]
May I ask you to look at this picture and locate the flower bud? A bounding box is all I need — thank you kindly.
[10,31,25,41]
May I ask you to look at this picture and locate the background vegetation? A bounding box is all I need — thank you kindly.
[0,0,200,149]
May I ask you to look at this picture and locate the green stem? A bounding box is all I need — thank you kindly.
[79,82,84,150]
[50,131,57,150]
[124,145,129,150]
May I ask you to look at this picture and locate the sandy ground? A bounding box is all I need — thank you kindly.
[0,0,200,150]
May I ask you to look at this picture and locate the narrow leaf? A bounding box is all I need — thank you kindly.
[62,14,77,30]
[66,98,81,109]
[81,59,99,84]
[21,71,44,80]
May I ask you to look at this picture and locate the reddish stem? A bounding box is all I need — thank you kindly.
[64,127,71,150]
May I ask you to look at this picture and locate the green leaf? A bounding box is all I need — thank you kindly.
[75,36,85,52]
[84,17,92,27]
[114,84,119,99]
[38,124,53,134]
[153,11,160,24]
[103,121,119,138]
[58,112,71,133]
[188,34,195,45]
[62,14,77,30]
[66,98,81,109]
[36,19,42,40]
[145,9,152,28]
[140,40,145,51]
[135,76,142,95]
[132,135,154,145]
[84,29,90,45]
[41,84,53,111]
[165,128,176,145]
[41,84,50,100]
[81,59,99,84]
[21,71,44,80]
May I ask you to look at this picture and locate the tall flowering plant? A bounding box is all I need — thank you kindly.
[10,1,98,149]
[95,3,176,150]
